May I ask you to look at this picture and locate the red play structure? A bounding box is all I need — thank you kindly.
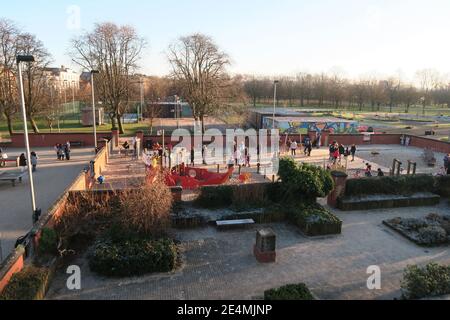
[147,165,235,190]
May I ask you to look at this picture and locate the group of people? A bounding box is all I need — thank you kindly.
[329,142,357,164]
[18,152,39,172]
[363,162,385,177]
[286,137,314,157]
[54,142,71,161]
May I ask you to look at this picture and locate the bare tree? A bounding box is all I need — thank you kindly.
[0,19,20,134]
[17,33,52,133]
[70,22,145,134]
[168,33,230,133]
[416,69,440,115]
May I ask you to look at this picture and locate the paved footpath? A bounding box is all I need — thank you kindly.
[0,147,94,262]
[47,201,450,300]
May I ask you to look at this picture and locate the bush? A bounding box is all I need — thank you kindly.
[88,236,177,277]
[345,175,436,197]
[55,191,120,254]
[38,228,58,256]
[119,177,173,237]
[0,267,50,300]
[277,158,334,202]
[401,263,450,299]
[264,283,315,300]
[417,226,448,246]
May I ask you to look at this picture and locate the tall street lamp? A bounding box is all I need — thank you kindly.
[139,77,144,122]
[273,80,279,130]
[91,70,100,151]
[17,55,40,222]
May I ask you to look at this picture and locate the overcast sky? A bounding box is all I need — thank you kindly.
[3,0,450,81]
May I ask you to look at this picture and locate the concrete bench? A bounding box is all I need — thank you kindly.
[69,141,84,148]
[216,219,255,230]
[0,157,19,168]
[0,172,26,187]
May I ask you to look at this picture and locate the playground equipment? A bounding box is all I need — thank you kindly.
[164,166,234,190]
[391,159,402,176]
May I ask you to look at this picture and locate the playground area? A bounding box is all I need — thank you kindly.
[92,138,447,193]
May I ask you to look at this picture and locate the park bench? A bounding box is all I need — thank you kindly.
[216,219,255,230]
[69,141,84,148]
[0,171,26,187]
[0,157,19,168]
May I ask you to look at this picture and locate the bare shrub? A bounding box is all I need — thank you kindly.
[54,191,120,254]
[118,175,173,237]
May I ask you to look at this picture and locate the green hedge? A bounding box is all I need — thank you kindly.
[436,175,450,197]
[194,185,233,208]
[88,237,177,277]
[290,204,342,236]
[401,263,450,300]
[264,283,315,300]
[38,228,58,256]
[0,267,50,300]
[345,175,436,197]
[277,158,334,201]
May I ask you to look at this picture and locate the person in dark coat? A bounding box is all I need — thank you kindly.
[19,153,27,168]
[64,143,71,161]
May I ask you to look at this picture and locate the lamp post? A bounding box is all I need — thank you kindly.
[139,77,144,122]
[17,55,40,222]
[91,70,99,151]
[174,95,179,129]
[71,80,76,116]
[273,80,279,129]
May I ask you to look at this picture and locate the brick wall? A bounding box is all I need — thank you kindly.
[408,136,450,154]
[9,132,112,148]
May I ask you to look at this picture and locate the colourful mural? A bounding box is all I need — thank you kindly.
[263,117,359,134]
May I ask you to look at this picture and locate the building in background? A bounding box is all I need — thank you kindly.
[43,66,80,92]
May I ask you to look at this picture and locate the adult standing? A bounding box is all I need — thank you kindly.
[30,151,38,172]
[350,144,357,162]
[444,153,450,175]
[64,143,71,161]
[19,153,27,171]
[290,140,298,156]
[190,147,195,167]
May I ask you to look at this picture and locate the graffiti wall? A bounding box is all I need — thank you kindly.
[263,118,359,134]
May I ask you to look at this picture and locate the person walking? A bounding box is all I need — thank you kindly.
[338,144,345,162]
[30,151,38,172]
[190,147,195,167]
[307,141,313,157]
[19,153,27,171]
[444,153,450,175]
[64,143,71,161]
[365,163,373,177]
[290,140,298,156]
[350,144,357,162]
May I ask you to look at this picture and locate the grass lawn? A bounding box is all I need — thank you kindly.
[0,118,157,139]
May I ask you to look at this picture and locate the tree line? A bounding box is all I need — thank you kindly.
[2,17,450,136]
[242,71,450,114]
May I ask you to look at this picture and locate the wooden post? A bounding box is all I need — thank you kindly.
[217,164,220,173]
[396,161,402,176]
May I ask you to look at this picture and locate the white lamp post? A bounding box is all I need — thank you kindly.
[273,80,279,129]
[17,55,39,222]
[91,70,99,151]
